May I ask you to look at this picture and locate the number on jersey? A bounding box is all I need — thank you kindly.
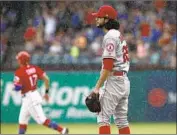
[122,45,129,62]
[119,34,129,63]
[29,74,37,87]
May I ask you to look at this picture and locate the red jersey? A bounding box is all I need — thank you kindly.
[14,65,45,94]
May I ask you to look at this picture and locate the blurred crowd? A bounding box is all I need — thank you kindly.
[1,6,17,61]
[1,1,176,68]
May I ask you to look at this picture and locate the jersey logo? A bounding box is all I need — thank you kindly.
[106,43,114,52]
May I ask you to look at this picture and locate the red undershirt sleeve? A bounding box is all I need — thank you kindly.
[103,58,114,71]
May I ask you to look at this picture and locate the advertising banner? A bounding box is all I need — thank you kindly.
[1,71,176,123]
[145,70,176,122]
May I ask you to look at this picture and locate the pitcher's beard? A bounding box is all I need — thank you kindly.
[96,23,105,28]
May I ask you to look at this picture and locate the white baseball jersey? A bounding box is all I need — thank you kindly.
[97,29,130,128]
[102,29,130,73]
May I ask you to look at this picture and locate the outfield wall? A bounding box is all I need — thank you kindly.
[1,70,176,123]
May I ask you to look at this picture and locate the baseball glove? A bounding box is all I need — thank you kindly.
[85,92,101,113]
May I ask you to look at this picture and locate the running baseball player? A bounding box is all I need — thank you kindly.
[13,51,69,134]
[91,5,131,134]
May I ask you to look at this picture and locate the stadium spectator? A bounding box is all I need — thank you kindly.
[2,1,176,69]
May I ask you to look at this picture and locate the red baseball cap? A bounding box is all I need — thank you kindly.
[16,51,31,65]
[92,5,118,20]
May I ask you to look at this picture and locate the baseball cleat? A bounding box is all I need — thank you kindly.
[61,128,69,134]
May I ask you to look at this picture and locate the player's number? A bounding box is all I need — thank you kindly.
[29,74,37,87]
[122,45,129,63]
[120,34,129,63]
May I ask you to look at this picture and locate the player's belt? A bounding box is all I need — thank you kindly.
[22,90,35,98]
[112,71,126,76]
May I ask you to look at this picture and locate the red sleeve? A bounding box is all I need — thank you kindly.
[103,58,114,71]
[35,66,45,79]
[14,71,22,85]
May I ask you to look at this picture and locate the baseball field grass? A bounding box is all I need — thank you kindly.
[1,122,176,134]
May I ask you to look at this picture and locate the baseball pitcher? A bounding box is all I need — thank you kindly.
[13,51,69,134]
[90,5,131,134]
